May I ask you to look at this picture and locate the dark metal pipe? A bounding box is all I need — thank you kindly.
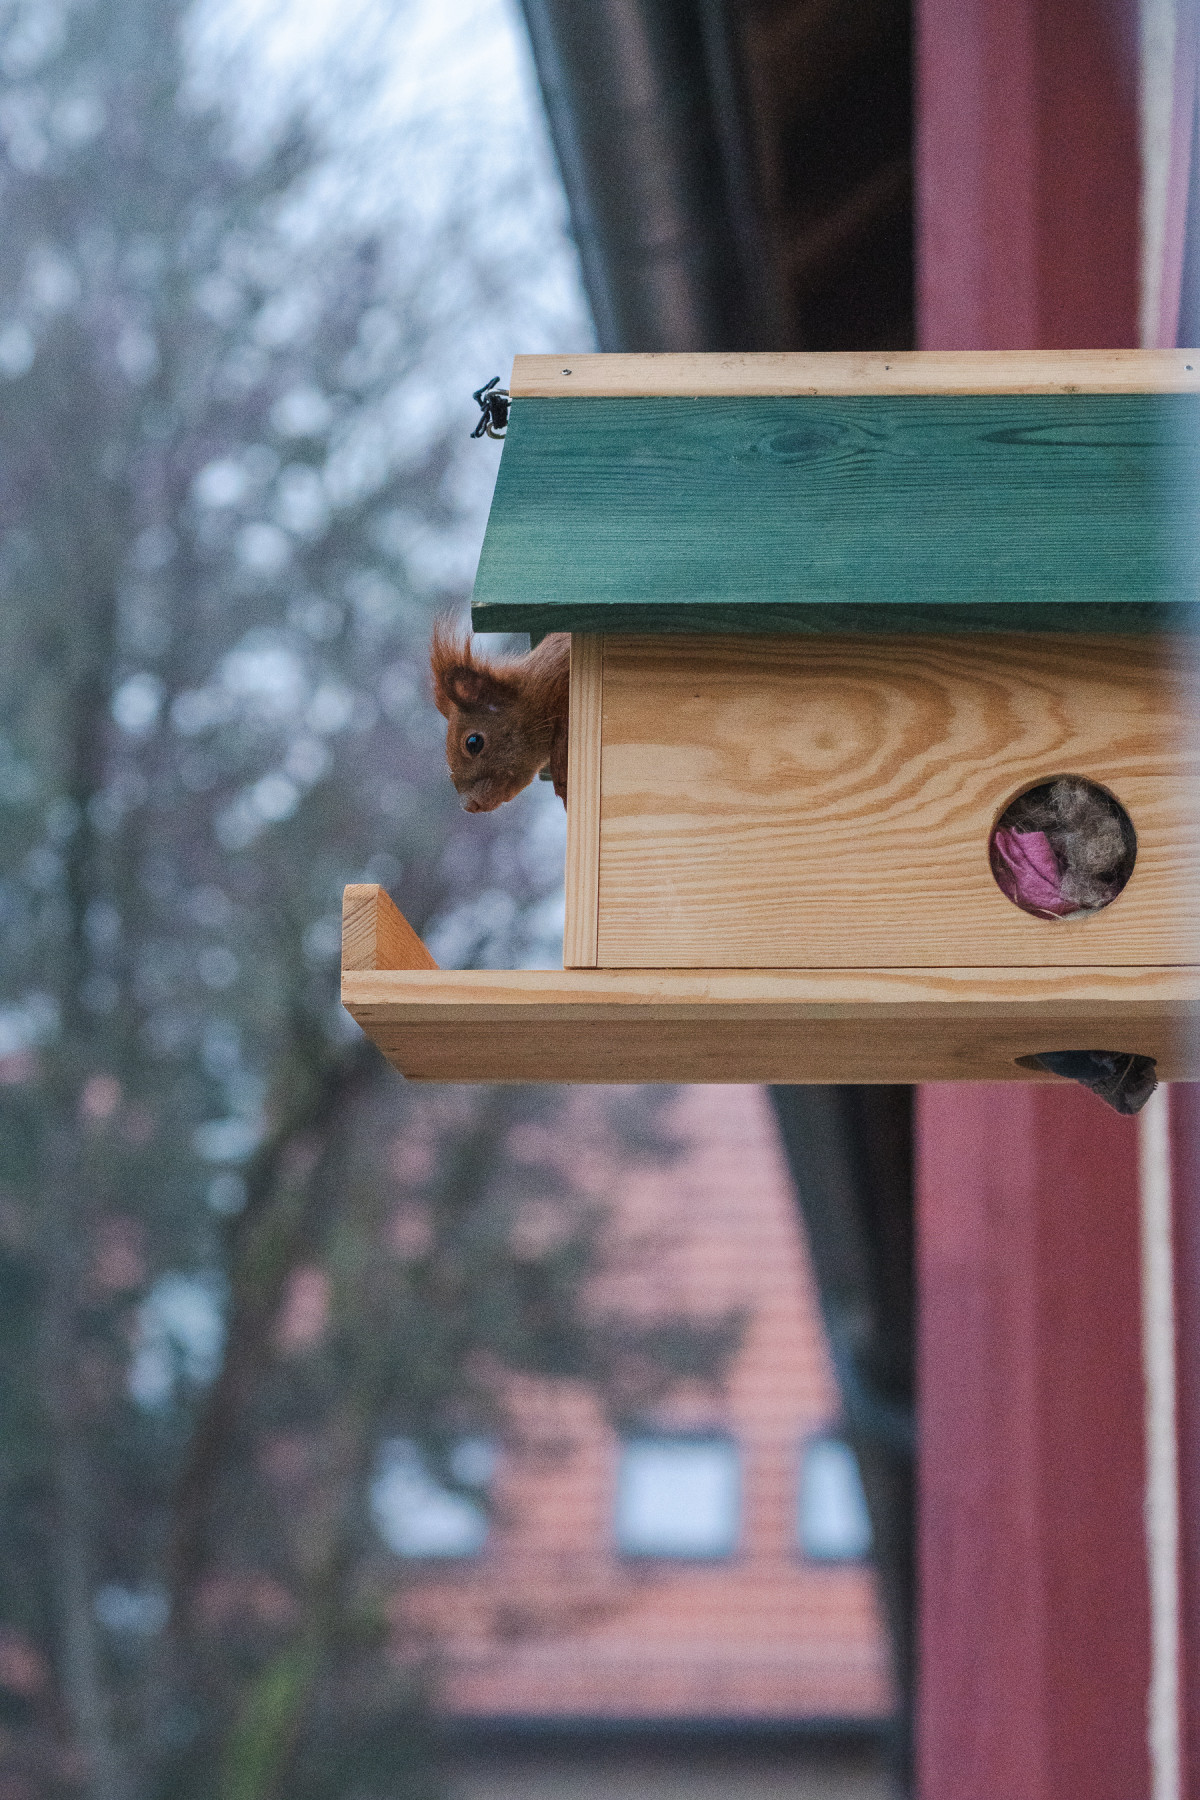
[517,0,780,351]
[769,1085,915,1795]
[512,6,915,1785]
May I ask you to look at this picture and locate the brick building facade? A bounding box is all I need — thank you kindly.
[382,1086,891,1734]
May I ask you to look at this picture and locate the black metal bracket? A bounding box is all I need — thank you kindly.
[1020,1050,1158,1114]
[471,376,511,439]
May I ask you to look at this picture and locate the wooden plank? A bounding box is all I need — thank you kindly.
[562,634,602,967]
[342,955,1200,1085]
[470,393,1200,636]
[511,349,1200,397]
[594,633,1200,969]
[341,883,438,972]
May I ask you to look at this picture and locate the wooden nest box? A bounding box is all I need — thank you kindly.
[343,351,1200,1084]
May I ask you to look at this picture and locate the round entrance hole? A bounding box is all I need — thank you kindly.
[989,777,1136,919]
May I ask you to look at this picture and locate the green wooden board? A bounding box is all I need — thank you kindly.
[469,394,1200,634]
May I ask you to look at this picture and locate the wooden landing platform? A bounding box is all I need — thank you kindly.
[342,887,1200,1085]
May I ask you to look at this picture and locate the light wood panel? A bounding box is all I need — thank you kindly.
[341,884,438,972]
[342,955,1200,1084]
[562,634,602,967]
[470,394,1200,636]
[594,634,1200,969]
[510,349,1200,397]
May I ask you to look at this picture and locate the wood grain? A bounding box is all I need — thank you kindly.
[341,960,1200,1084]
[470,394,1200,636]
[511,349,1200,398]
[341,884,438,972]
[593,634,1200,969]
[562,635,602,967]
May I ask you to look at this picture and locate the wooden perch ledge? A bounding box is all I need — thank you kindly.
[341,886,1200,1086]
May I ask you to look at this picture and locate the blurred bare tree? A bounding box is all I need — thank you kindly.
[0,1,737,1795]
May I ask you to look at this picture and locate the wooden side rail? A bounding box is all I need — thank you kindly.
[341,884,438,973]
[509,348,1200,397]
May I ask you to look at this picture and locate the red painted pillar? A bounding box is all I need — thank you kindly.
[914,3,1151,1797]
[917,1087,1149,1797]
[1171,1089,1200,1798]
[1162,20,1200,1790]
[916,0,1139,352]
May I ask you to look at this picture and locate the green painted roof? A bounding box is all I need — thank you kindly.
[470,394,1200,634]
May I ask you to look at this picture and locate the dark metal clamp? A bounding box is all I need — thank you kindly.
[471,376,510,439]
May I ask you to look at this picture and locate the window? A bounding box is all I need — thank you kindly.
[371,1437,496,1558]
[797,1435,872,1562]
[616,1434,740,1559]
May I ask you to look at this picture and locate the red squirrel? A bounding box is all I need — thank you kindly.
[430,623,569,812]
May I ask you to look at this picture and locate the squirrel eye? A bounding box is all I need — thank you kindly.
[464,732,485,756]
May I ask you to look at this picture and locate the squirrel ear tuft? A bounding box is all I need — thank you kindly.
[430,620,515,716]
[446,665,488,707]
[430,620,472,716]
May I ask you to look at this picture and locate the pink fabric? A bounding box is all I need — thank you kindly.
[990,827,1079,918]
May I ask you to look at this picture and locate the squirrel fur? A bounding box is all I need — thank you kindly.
[430,624,570,812]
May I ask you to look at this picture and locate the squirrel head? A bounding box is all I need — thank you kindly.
[430,622,553,812]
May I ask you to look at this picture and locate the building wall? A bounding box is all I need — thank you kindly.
[391,1085,891,1726]
[447,1733,889,1800]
